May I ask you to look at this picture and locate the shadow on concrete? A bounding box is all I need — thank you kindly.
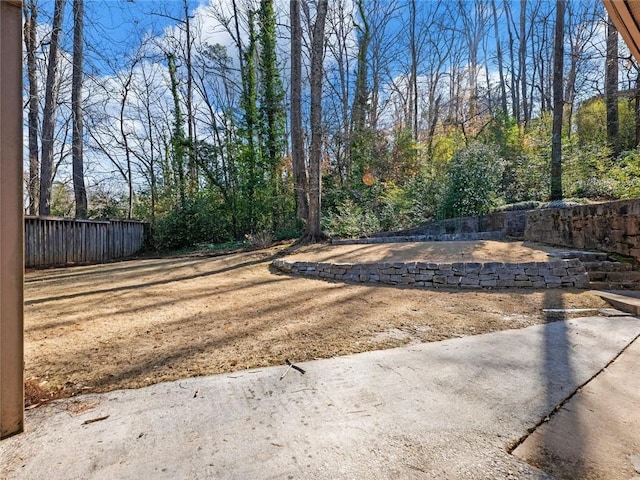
[512,291,588,478]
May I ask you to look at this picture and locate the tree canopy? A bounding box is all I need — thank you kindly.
[22,0,640,247]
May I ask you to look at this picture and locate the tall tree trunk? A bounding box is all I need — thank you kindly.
[290,0,308,222]
[491,0,508,114]
[39,0,66,216]
[184,0,197,194]
[243,11,260,229]
[352,0,369,135]
[119,72,135,219]
[550,0,565,200]
[504,0,520,121]
[72,0,88,218]
[24,0,39,215]
[519,0,528,124]
[167,53,186,210]
[458,0,483,120]
[350,0,371,170]
[144,81,157,222]
[564,42,578,138]
[258,0,286,231]
[606,16,619,156]
[304,0,328,242]
[409,0,418,139]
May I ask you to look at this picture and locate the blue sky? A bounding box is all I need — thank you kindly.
[37,0,203,75]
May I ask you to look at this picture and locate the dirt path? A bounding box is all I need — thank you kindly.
[24,241,607,405]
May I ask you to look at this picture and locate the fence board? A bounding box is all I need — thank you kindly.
[24,216,148,268]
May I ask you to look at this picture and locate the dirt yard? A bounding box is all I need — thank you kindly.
[24,240,607,406]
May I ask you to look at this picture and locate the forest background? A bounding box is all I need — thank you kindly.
[22,0,640,249]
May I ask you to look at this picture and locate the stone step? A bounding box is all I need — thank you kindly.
[588,271,640,282]
[598,308,634,317]
[589,281,640,291]
[587,271,607,281]
[592,290,640,315]
[600,271,640,282]
[548,251,609,261]
[581,261,633,272]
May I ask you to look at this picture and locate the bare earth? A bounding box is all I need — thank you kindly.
[24,240,607,405]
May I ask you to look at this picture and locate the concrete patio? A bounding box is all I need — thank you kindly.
[1,315,639,479]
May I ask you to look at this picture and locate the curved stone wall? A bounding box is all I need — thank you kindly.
[272,258,589,289]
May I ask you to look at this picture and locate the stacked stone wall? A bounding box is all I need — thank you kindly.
[370,210,527,239]
[524,199,640,261]
[272,258,589,289]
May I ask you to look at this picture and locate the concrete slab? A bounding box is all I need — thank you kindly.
[513,330,640,479]
[1,317,639,480]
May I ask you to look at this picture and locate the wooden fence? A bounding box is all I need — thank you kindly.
[24,216,149,268]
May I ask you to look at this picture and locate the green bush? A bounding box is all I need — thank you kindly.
[562,142,616,199]
[153,196,233,251]
[610,149,640,199]
[575,96,637,152]
[322,199,381,238]
[439,143,505,219]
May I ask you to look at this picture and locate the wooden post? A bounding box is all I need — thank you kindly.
[0,0,25,439]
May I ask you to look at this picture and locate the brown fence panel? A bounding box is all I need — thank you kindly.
[24,216,148,268]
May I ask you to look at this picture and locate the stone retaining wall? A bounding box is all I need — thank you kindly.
[333,231,504,245]
[272,258,589,289]
[524,199,640,261]
[372,210,527,239]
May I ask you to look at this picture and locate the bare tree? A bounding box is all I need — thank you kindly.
[183,0,196,192]
[324,0,354,185]
[368,0,401,132]
[409,0,418,139]
[72,0,88,218]
[457,0,490,120]
[290,0,308,222]
[39,0,66,216]
[530,5,554,113]
[24,0,40,215]
[606,15,619,155]
[564,1,600,137]
[551,0,565,200]
[305,0,328,241]
[519,0,528,123]
[503,0,519,121]
[490,0,508,114]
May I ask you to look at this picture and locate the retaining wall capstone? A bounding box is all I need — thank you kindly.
[272,258,589,289]
[333,231,504,245]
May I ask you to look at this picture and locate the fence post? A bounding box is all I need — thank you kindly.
[0,0,25,439]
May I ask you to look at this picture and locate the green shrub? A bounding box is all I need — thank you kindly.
[562,142,616,199]
[153,196,233,251]
[322,199,381,238]
[610,149,640,199]
[439,143,505,219]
